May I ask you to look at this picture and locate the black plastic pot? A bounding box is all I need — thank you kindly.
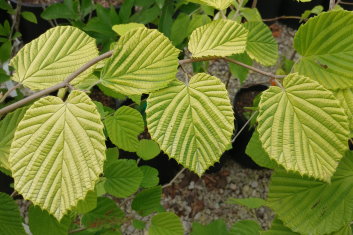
[10,0,55,43]
[231,84,268,169]
[280,0,328,29]
[246,0,282,20]
[0,9,11,24]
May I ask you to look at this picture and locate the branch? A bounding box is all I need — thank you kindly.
[0,83,21,103]
[330,0,336,9]
[262,15,302,22]
[1,53,283,116]
[0,51,113,116]
[162,168,186,188]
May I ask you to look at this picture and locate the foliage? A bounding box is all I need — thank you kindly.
[0,1,353,234]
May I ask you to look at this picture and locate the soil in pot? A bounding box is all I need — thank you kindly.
[231,84,268,169]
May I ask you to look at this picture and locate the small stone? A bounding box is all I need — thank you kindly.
[251,181,259,188]
[229,183,237,191]
[188,181,195,190]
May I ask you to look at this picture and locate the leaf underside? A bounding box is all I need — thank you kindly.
[188,19,248,58]
[257,73,349,181]
[147,73,234,176]
[9,90,106,220]
[101,27,180,95]
[10,26,98,90]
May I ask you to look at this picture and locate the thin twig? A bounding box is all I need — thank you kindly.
[339,0,353,5]
[329,0,336,9]
[0,83,21,103]
[69,227,87,234]
[223,58,285,79]
[251,0,258,8]
[234,0,244,19]
[10,191,17,198]
[162,168,186,189]
[262,15,303,22]
[232,111,258,143]
[0,51,113,116]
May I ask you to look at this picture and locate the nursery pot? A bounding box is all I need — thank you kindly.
[280,0,327,29]
[246,0,282,20]
[231,84,268,169]
[10,0,58,43]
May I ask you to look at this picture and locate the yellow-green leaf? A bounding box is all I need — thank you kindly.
[188,19,248,58]
[112,23,145,36]
[243,21,278,66]
[101,27,180,95]
[257,73,349,182]
[0,106,28,171]
[187,0,233,10]
[333,88,353,136]
[146,73,234,176]
[9,90,106,221]
[10,26,98,90]
[294,11,353,90]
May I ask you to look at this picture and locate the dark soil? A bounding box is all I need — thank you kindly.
[89,87,117,109]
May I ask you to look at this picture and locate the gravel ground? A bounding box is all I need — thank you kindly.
[120,22,298,234]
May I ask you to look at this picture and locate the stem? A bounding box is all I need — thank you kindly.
[0,83,21,103]
[10,191,17,198]
[339,0,353,5]
[329,0,336,9]
[223,57,285,79]
[162,168,186,189]
[69,227,87,234]
[1,54,282,116]
[262,15,302,22]
[251,0,258,8]
[234,0,244,19]
[0,51,113,117]
[232,111,258,143]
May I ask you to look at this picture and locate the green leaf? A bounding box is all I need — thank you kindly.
[333,88,353,135]
[331,224,352,235]
[0,192,26,235]
[229,220,261,235]
[243,22,278,66]
[41,1,79,20]
[294,11,353,90]
[112,23,145,36]
[136,139,161,160]
[228,53,253,83]
[9,90,106,220]
[104,159,143,198]
[149,212,184,235]
[133,219,146,230]
[132,186,162,216]
[245,130,277,169]
[101,27,180,95]
[261,217,299,235]
[104,106,144,152]
[82,197,124,229]
[188,19,247,58]
[104,147,119,169]
[21,11,37,24]
[140,165,159,188]
[0,68,10,83]
[191,219,228,235]
[28,205,71,235]
[240,8,262,22]
[257,73,349,181]
[226,197,266,209]
[187,14,211,36]
[170,13,190,46]
[158,0,173,38]
[0,106,28,171]
[187,0,233,10]
[76,191,97,214]
[0,40,11,63]
[10,26,98,90]
[147,73,234,176]
[267,151,353,234]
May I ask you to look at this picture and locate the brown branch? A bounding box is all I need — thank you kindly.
[162,168,186,188]
[262,15,302,22]
[0,83,21,103]
[1,53,283,117]
[339,0,353,5]
[0,51,113,116]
